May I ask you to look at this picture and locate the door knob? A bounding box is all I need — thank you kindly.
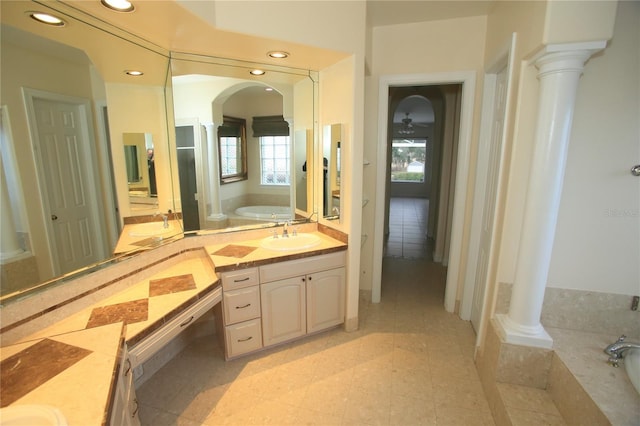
[51,214,58,221]
[631,165,640,177]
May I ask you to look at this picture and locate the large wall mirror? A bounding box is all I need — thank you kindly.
[0,1,320,307]
[170,52,317,233]
[0,1,177,302]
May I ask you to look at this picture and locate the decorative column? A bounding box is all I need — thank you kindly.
[495,41,606,348]
[0,155,24,261]
[205,122,226,223]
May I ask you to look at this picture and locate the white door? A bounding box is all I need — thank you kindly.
[32,97,103,274]
[470,66,508,331]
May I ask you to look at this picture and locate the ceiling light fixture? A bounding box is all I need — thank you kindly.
[267,51,289,59]
[249,69,265,76]
[398,113,415,135]
[101,0,135,12]
[28,12,65,26]
[125,70,143,76]
[265,87,274,92]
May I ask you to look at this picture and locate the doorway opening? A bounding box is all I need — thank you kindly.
[383,85,462,270]
[372,72,476,310]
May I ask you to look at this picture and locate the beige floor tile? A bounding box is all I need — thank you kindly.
[137,256,498,426]
[343,384,392,425]
[389,393,437,425]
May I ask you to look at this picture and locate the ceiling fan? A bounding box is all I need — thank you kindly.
[398,113,417,135]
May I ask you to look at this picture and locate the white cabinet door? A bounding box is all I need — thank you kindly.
[306,267,345,334]
[261,276,306,347]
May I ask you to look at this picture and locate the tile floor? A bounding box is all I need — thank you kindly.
[385,198,433,260]
[137,256,495,425]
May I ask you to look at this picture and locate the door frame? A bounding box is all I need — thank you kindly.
[461,34,516,342]
[23,88,107,276]
[372,71,476,311]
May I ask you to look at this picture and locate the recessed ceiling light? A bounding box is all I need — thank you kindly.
[28,12,65,26]
[265,87,274,92]
[125,70,143,76]
[267,51,289,59]
[249,69,265,76]
[101,0,135,12]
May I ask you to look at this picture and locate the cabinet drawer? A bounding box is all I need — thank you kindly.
[260,251,346,283]
[223,286,260,325]
[221,268,259,290]
[225,318,262,358]
[129,287,221,367]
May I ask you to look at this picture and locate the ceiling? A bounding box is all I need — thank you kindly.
[367,0,496,27]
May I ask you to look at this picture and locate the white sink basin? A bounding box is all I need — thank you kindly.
[0,405,68,426]
[624,348,640,395]
[261,233,322,251]
[128,222,175,237]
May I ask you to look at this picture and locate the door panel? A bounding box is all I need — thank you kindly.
[33,98,101,274]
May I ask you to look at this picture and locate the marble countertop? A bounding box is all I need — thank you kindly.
[0,226,347,425]
[206,230,347,272]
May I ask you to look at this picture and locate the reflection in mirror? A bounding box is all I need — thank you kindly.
[170,53,317,232]
[323,124,342,220]
[0,2,174,302]
[218,116,248,184]
[124,133,158,211]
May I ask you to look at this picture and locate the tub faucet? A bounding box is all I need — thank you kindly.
[604,335,640,367]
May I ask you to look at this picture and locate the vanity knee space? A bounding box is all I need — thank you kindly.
[217,251,346,359]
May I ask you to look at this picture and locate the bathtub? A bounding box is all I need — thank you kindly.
[234,205,292,220]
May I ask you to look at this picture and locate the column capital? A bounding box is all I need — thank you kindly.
[530,40,607,75]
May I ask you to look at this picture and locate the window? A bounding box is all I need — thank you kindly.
[218,116,247,184]
[260,135,290,185]
[390,138,427,183]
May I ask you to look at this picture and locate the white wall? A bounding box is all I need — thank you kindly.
[547,1,639,295]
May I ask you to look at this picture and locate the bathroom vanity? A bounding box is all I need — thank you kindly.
[0,225,347,425]
[218,251,345,359]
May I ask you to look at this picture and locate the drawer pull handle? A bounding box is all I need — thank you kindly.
[180,316,195,327]
[234,277,250,282]
[132,398,139,417]
[237,336,253,342]
[236,303,251,309]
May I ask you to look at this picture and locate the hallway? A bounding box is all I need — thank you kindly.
[136,256,494,425]
[385,197,433,260]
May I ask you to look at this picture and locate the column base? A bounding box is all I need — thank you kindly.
[494,313,553,349]
[207,214,227,222]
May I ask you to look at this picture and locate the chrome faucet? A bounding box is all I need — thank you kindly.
[604,335,640,367]
[282,221,290,238]
[162,215,169,229]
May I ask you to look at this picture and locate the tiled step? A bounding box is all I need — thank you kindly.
[496,382,567,425]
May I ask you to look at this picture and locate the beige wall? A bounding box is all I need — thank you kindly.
[1,41,96,281]
[106,83,172,218]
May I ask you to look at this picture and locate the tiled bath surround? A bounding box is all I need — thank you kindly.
[496,282,639,337]
[477,283,640,425]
